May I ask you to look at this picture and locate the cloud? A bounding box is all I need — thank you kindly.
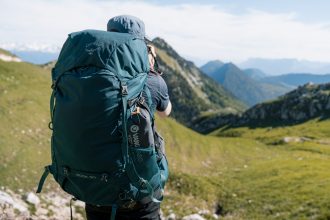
[1,0,330,63]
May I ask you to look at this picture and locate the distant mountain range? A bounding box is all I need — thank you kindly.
[200,61,291,106]
[260,73,330,87]
[239,58,330,75]
[0,43,60,65]
[243,68,267,80]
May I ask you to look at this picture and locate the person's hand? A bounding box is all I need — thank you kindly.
[147,45,156,70]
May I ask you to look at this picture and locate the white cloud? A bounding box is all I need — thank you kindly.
[1,0,330,63]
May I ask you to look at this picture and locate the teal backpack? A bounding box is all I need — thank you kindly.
[36,29,169,216]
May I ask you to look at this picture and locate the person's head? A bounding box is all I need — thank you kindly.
[107,15,146,40]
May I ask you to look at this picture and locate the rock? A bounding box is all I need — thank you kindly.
[160,209,166,220]
[282,136,311,143]
[25,192,40,205]
[198,209,210,215]
[35,207,48,216]
[182,214,206,220]
[167,213,176,220]
[0,190,28,213]
[212,214,219,219]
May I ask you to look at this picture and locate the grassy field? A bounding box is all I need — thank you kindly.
[208,120,330,219]
[1,59,330,219]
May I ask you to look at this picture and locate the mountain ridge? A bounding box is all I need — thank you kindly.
[151,38,246,128]
[200,61,290,106]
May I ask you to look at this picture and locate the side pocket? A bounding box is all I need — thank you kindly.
[154,130,169,188]
[130,147,159,180]
[158,155,169,188]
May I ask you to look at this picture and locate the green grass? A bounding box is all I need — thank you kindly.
[208,120,330,219]
[1,60,330,219]
[0,60,51,190]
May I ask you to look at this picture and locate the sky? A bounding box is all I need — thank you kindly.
[1,0,330,65]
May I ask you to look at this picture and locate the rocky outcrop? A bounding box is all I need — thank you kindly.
[201,82,330,133]
[0,187,220,220]
[239,82,330,124]
[0,188,84,220]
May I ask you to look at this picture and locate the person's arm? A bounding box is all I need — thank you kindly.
[157,101,172,117]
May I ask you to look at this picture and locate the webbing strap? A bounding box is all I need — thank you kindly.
[70,197,77,220]
[36,166,50,193]
[121,94,129,166]
[111,204,117,220]
[48,90,56,130]
[50,90,55,117]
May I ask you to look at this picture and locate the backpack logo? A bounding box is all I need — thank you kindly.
[85,42,102,55]
[130,125,139,133]
[130,125,140,147]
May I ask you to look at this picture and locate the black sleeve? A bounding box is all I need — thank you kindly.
[146,73,170,112]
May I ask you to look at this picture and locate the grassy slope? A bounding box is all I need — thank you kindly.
[1,60,330,219]
[0,60,51,189]
[210,120,330,219]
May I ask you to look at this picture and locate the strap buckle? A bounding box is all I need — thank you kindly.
[121,85,128,96]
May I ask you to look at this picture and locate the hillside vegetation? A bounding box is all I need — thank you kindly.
[2,57,330,219]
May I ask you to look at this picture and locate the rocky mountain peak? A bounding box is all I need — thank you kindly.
[221,62,240,71]
[200,60,224,75]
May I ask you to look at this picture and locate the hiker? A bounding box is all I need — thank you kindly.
[82,15,172,219]
[37,14,171,220]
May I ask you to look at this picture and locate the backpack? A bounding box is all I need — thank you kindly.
[36,29,169,213]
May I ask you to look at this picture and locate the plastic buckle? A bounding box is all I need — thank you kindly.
[139,178,146,188]
[121,85,128,96]
[138,96,145,104]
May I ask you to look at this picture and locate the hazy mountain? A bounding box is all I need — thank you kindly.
[239,58,330,75]
[11,50,59,65]
[200,60,224,75]
[261,73,330,87]
[243,68,267,80]
[200,62,291,106]
[151,38,246,128]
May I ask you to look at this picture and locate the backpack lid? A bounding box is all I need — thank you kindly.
[53,29,149,81]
